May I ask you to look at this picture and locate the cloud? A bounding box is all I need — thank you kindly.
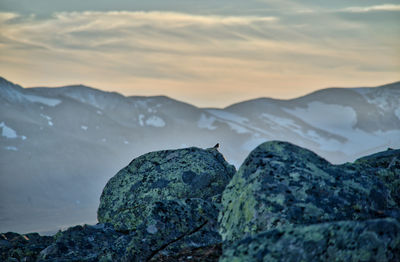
[0,10,399,107]
[342,4,400,13]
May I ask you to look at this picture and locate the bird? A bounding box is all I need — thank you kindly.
[213,143,219,149]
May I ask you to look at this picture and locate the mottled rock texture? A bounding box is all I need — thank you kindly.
[0,232,52,262]
[219,141,400,242]
[98,147,235,231]
[2,143,399,262]
[37,223,129,262]
[97,146,235,260]
[219,141,400,261]
[220,218,400,262]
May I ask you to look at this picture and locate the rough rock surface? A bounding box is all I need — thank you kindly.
[97,146,235,260]
[0,232,52,262]
[353,149,400,206]
[98,147,235,231]
[2,142,400,261]
[37,223,130,262]
[122,198,222,260]
[219,141,400,242]
[220,218,400,262]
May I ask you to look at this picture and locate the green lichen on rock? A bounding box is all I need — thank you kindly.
[219,141,400,242]
[353,149,400,206]
[123,198,221,261]
[220,218,400,262]
[98,147,235,231]
[97,146,235,260]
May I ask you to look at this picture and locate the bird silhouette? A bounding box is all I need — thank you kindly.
[213,143,219,149]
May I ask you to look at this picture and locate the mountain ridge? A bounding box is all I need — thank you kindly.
[1,76,399,234]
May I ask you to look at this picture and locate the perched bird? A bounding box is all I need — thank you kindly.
[213,143,219,149]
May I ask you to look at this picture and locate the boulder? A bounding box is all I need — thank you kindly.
[220,218,400,262]
[98,147,235,231]
[97,146,235,260]
[219,141,400,242]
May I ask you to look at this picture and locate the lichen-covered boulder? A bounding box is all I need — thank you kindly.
[219,141,400,242]
[123,198,221,261]
[37,223,130,262]
[97,146,235,261]
[353,149,400,206]
[98,147,235,231]
[220,218,400,262]
[0,232,52,262]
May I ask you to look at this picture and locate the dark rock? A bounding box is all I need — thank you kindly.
[0,232,53,262]
[150,243,222,262]
[121,198,221,261]
[37,223,130,261]
[220,218,400,262]
[219,141,400,242]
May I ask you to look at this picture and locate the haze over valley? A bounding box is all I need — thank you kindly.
[1,77,399,234]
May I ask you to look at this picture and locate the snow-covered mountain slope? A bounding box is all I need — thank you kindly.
[1,76,399,234]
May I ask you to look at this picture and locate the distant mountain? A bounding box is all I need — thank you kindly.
[1,76,399,234]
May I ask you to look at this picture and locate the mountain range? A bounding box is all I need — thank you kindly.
[1,76,399,234]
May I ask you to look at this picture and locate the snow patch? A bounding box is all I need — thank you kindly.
[4,146,18,151]
[197,114,217,130]
[138,114,145,126]
[96,110,103,115]
[284,102,357,134]
[40,114,53,126]
[226,122,250,134]
[81,125,88,130]
[124,140,129,144]
[145,115,166,127]
[206,109,248,124]
[206,109,254,134]
[0,122,18,139]
[24,94,61,107]
[261,113,301,130]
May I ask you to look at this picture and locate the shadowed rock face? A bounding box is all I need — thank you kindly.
[37,223,130,262]
[220,218,400,262]
[0,232,53,261]
[219,141,400,261]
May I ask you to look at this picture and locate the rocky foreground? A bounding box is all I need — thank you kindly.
[1,141,400,261]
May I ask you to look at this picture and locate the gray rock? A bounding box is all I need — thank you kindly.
[97,146,235,260]
[219,141,400,242]
[98,147,235,232]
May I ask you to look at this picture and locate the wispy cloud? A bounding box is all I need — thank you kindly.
[0,10,398,107]
[342,4,400,13]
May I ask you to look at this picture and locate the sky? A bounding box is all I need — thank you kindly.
[0,0,399,107]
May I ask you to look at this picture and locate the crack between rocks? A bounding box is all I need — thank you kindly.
[146,220,209,261]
